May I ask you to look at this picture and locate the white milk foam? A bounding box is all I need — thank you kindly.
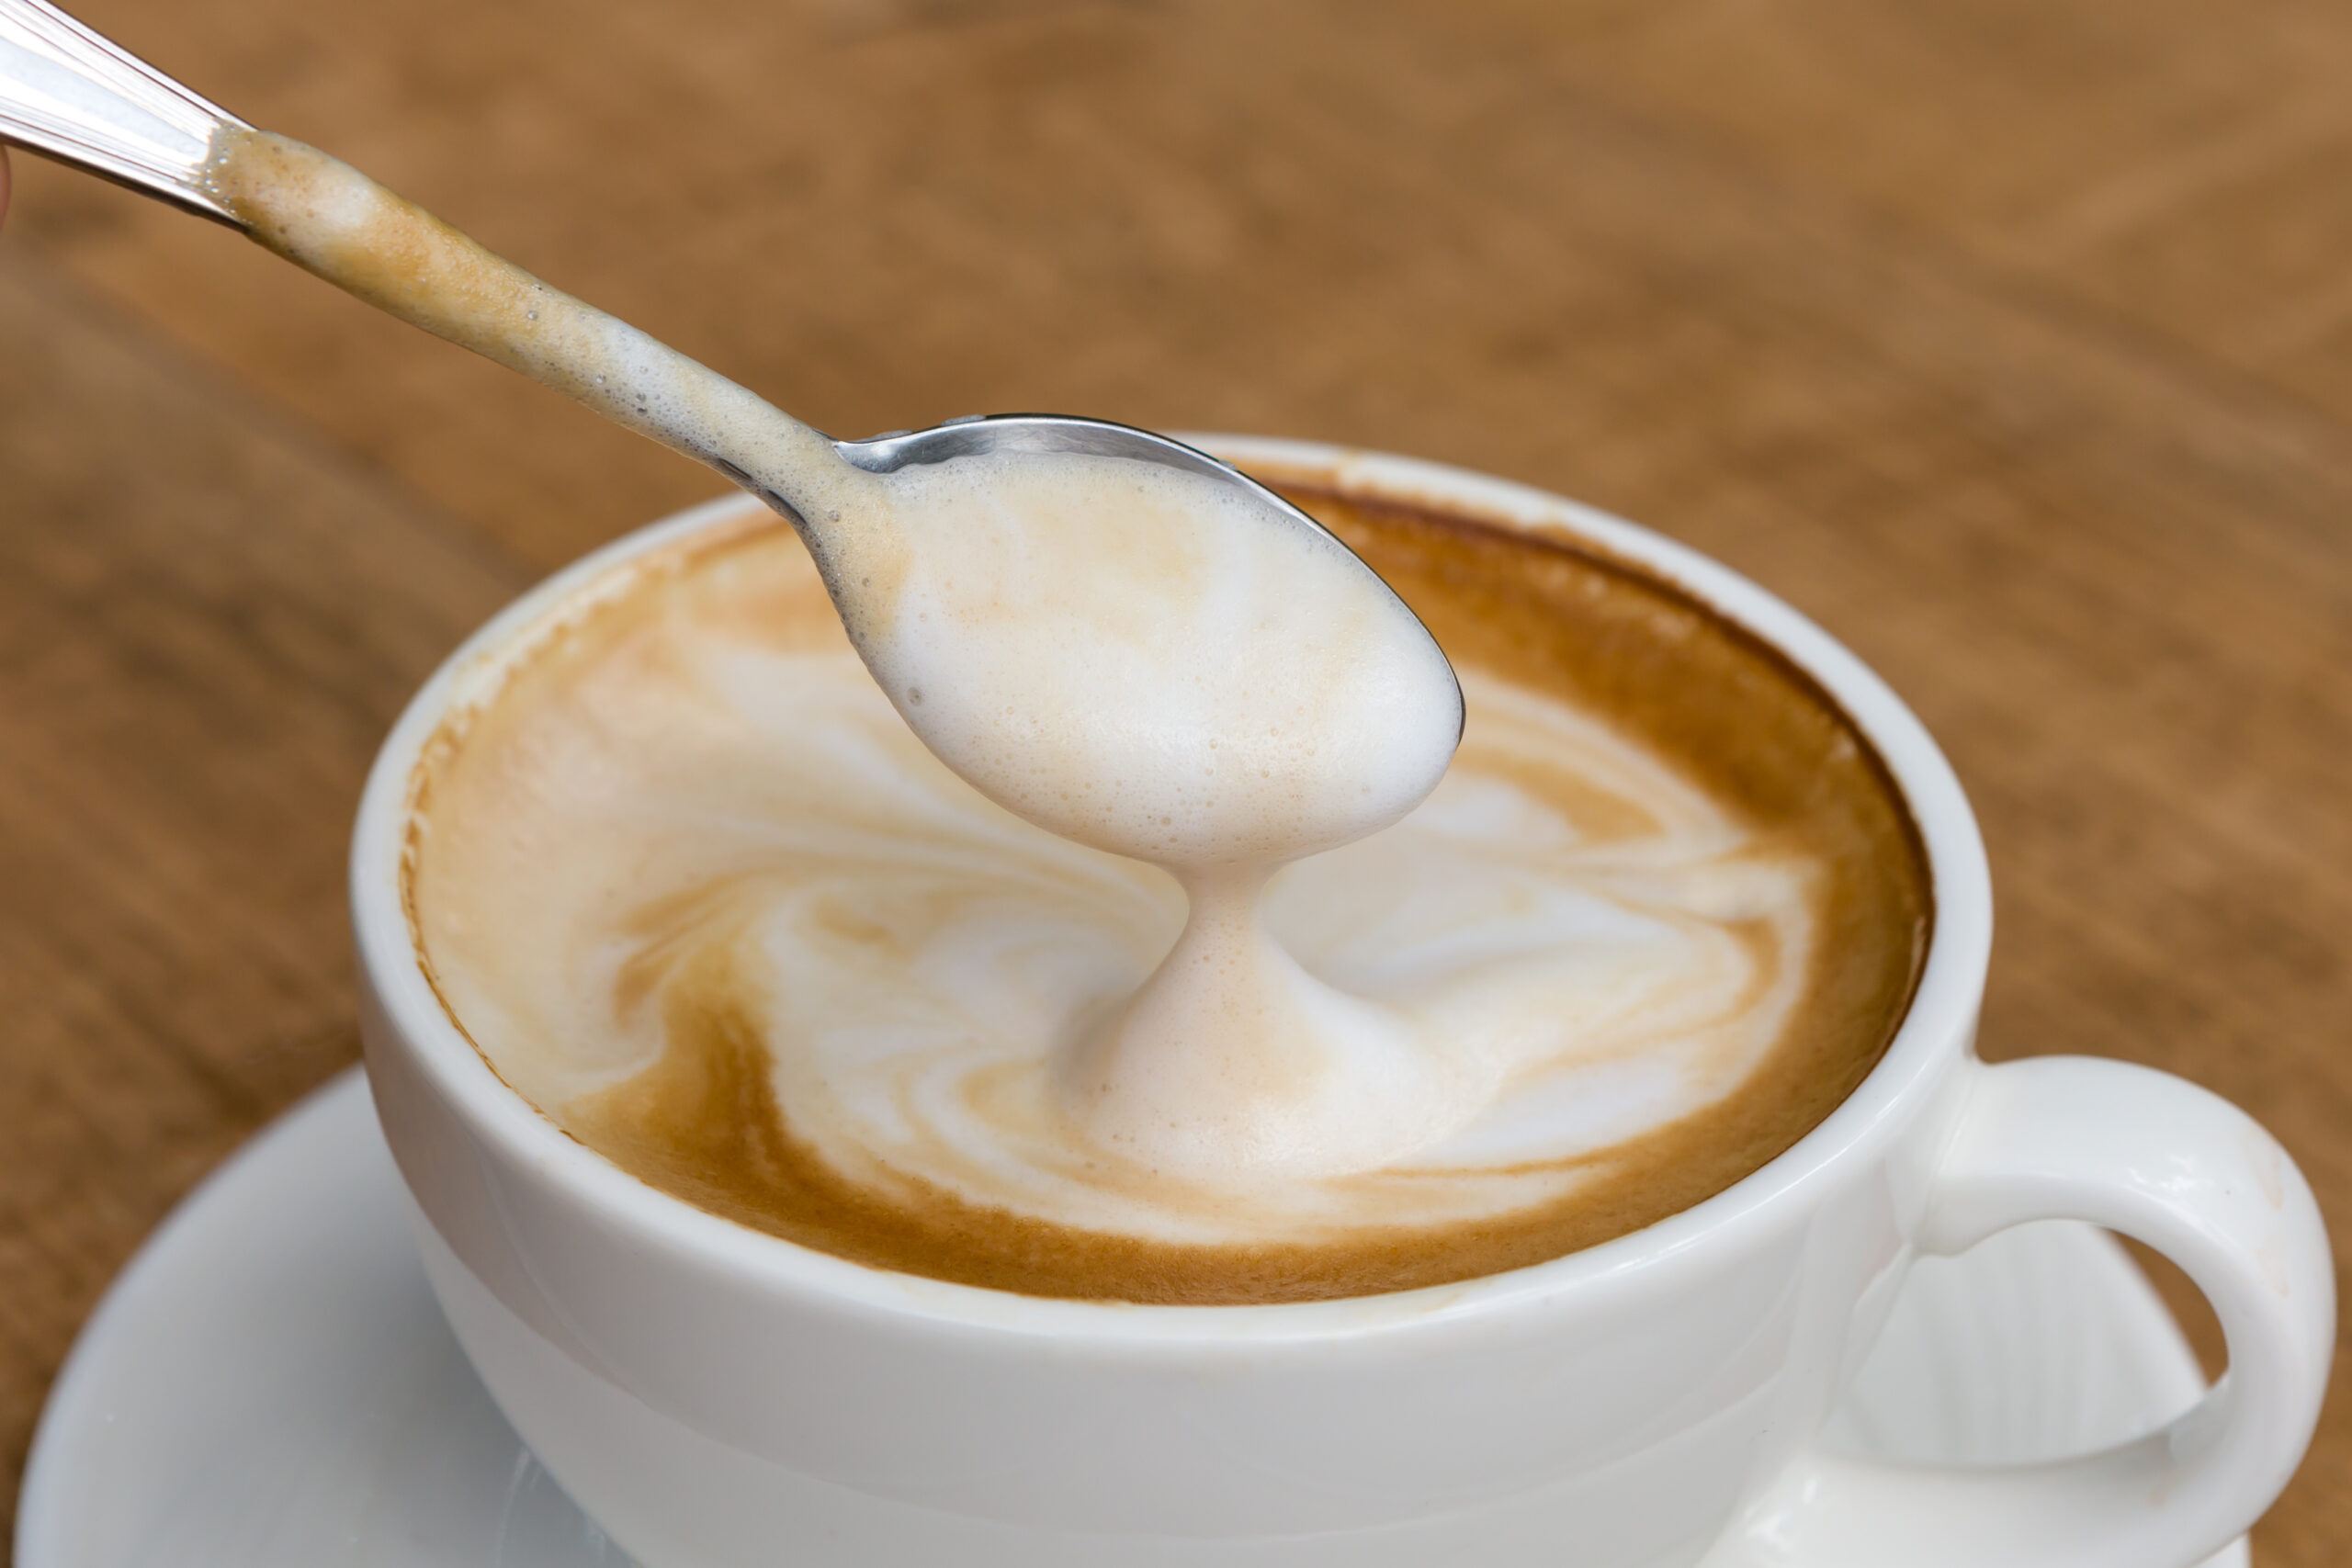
[203,130,1477,1187]
[848,452,1464,1180]
[414,532,1819,1238]
[851,452,1460,869]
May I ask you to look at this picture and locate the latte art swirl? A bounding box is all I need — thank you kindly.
[409,494,1928,1302]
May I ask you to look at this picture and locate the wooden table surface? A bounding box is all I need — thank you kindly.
[3,0,2347,1558]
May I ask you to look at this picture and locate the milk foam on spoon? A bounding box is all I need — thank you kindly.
[852,453,1465,1181]
[205,129,1470,1185]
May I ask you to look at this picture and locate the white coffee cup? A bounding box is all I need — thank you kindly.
[352,437,2333,1568]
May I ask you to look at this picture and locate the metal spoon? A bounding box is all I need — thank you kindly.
[0,0,1452,651]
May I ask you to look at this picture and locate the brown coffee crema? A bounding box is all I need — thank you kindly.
[404,480,1930,1305]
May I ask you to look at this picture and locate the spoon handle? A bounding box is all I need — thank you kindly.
[0,0,246,224]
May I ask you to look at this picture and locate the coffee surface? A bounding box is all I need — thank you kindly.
[406,483,1930,1303]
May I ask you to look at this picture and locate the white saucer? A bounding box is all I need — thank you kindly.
[14,1070,2246,1567]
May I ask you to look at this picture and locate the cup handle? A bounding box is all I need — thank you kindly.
[1722,1055,2335,1568]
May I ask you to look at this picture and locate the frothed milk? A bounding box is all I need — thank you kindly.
[409,490,1931,1303]
[831,453,1464,1183]
[201,129,1925,1301]
[205,129,1475,1190]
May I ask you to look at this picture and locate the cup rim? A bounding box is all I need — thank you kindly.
[350,434,1993,1340]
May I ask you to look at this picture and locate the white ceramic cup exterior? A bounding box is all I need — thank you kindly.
[351,438,2333,1568]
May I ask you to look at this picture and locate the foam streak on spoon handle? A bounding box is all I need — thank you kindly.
[203,129,872,520]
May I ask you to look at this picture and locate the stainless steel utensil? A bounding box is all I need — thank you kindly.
[0,0,244,222]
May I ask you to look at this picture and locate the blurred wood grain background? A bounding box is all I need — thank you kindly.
[2,0,2346,1558]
